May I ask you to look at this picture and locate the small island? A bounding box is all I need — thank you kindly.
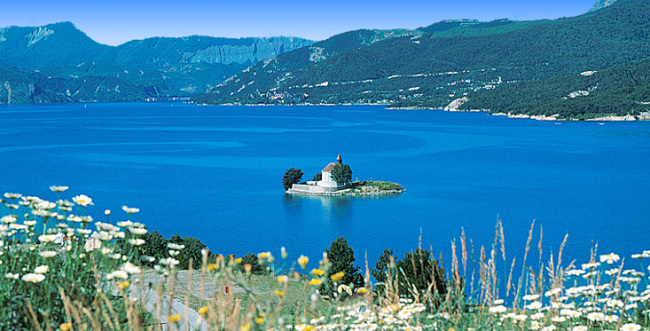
[283,155,405,197]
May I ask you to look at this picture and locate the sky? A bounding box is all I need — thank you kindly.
[0,0,599,46]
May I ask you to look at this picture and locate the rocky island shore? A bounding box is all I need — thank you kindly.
[287,180,405,197]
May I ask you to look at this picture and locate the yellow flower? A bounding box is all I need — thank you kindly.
[330,271,345,281]
[235,257,242,264]
[277,275,289,284]
[244,264,252,274]
[118,281,130,290]
[298,255,309,269]
[355,287,368,294]
[208,263,218,271]
[168,314,182,323]
[258,252,271,259]
[59,322,72,331]
[198,306,208,316]
[240,323,251,331]
[309,278,322,286]
[255,317,264,324]
[311,268,324,276]
[274,290,285,297]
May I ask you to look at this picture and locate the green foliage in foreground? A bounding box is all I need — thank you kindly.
[322,237,364,297]
[371,248,448,301]
[2,188,650,331]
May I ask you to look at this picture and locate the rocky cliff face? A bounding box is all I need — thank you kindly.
[590,0,618,11]
[179,37,312,65]
[0,22,314,103]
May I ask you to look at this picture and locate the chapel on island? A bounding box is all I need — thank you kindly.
[289,155,349,194]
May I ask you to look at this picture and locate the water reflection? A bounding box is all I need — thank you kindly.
[283,194,352,222]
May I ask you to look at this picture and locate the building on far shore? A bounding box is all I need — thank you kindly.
[289,155,349,194]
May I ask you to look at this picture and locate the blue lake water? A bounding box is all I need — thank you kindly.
[1,102,649,273]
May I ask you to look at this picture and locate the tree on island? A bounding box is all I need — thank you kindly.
[322,237,364,298]
[331,164,352,185]
[282,167,304,190]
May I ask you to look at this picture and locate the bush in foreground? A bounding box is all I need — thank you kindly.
[1,188,650,330]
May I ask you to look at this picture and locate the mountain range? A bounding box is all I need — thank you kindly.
[2,0,648,120]
[0,22,311,104]
[194,0,648,120]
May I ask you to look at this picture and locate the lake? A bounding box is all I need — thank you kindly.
[1,102,649,274]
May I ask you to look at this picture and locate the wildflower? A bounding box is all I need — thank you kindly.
[1,215,17,224]
[277,275,289,284]
[523,294,540,301]
[274,290,285,297]
[198,306,208,316]
[531,313,545,320]
[59,322,72,331]
[572,326,588,331]
[208,263,218,271]
[255,317,264,324]
[493,299,504,305]
[34,265,49,274]
[122,205,139,214]
[72,194,93,206]
[128,238,145,246]
[240,323,251,331]
[337,284,352,295]
[105,209,111,216]
[330,271,345,281]
[168,243,185,250]
[541,326,557,331]
[281,246,288,259]
[298,255,309,269]
[5,273,19,279]
[4,193,22,199]
[587,312,604,321]
[581,262,601,270]
[118,281,130,290]
[39,251,57,258]
[489,305,507,314]
[311,268,325,276]
[551,316,566,323]
[525,301,543,310]
[309,278,322,286]
[539,291,554,300]
[258,251,272,260]
[355,287,368,294]
[244,263,252,274]
[603,315,619,322]
[121,262,141,274]
[168,314,182,323]
[600,253,620,264]
[50,186,68,193]
[107,270,129,280]
[159,258,180,267]
[22,273,46,283]
[129,227,147,235]
[620,324,642,331]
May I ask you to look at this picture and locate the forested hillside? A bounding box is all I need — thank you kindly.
[194,0,649,119]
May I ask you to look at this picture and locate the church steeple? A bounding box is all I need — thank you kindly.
[336,154,342,164]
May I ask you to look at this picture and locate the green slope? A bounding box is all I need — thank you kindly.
[194,0,650,119]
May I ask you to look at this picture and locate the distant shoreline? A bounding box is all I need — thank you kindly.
[196,102,650,122]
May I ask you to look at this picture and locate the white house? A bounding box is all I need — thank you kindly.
[290,155,348,194]
[319,154,344,189]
